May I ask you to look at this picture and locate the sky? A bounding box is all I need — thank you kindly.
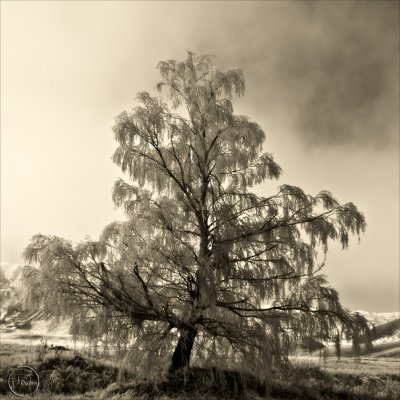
[1,1,399,312]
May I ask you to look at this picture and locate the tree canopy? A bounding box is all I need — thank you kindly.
[24,52,369,376]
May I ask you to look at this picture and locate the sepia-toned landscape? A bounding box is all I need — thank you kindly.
[1,1,399,399]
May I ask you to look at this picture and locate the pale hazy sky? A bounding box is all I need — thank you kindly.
[1,1,399,312]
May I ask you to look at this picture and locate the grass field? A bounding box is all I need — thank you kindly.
[0,342,399,399]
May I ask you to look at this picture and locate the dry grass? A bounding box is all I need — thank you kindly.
[0,343,399,399]
[0,342,38,367]
[297,356,400,375]
[0,393,102,399]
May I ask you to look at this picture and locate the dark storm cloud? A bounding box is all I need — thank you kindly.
[190,1,399,149]
[278,1,399,148]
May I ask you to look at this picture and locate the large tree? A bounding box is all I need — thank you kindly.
[24,52,369,376]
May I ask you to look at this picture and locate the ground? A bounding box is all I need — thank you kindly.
[0,342,399,399]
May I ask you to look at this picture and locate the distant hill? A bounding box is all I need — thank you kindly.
[370,319,400,341]
[0,264,71,346]
[357,310,400,326]
[0,264,37,325]
[357,310,400,345]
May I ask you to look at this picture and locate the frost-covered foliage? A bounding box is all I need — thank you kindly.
[24,52,369,376]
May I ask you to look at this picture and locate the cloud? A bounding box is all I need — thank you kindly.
[272,1,399,148]
[187,1,399,149]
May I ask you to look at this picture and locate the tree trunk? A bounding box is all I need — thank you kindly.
[168,326,197,374]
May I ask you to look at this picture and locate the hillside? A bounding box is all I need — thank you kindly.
[358,310,400,327]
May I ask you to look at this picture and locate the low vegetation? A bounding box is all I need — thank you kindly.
[0,343,399,399]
